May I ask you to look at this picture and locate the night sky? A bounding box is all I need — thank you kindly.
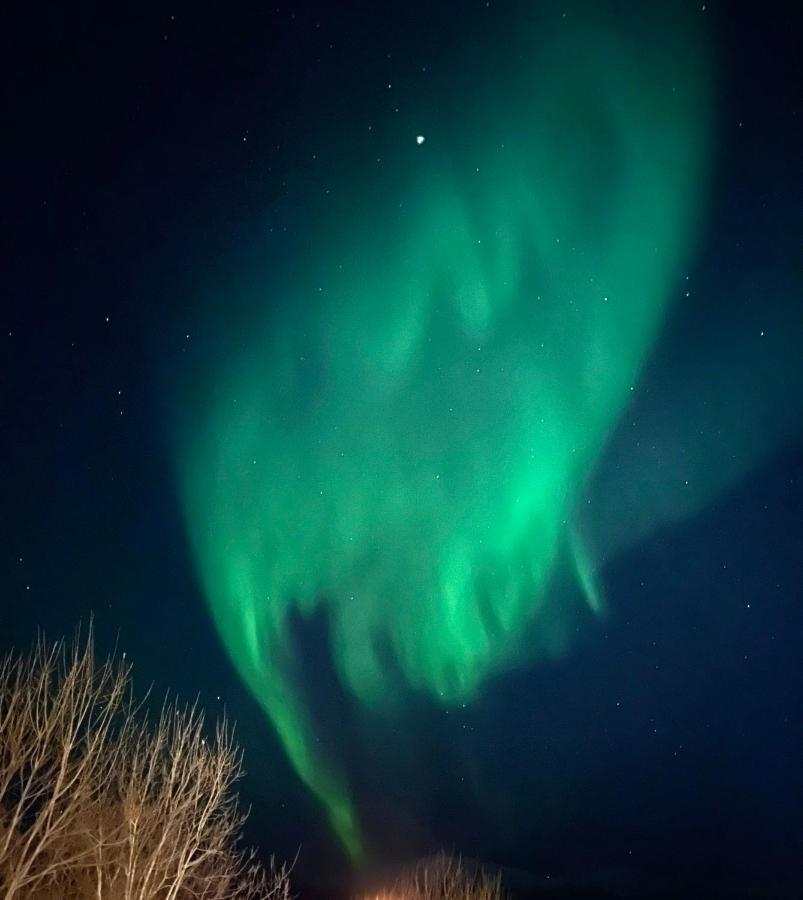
[2,2,802,898]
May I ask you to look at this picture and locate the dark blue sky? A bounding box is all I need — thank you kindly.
[2,2,801,897]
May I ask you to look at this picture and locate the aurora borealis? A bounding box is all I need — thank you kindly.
[176,5,711,858]
[4,0,802,896]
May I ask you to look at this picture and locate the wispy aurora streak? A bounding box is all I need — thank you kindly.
[177,7,711,859]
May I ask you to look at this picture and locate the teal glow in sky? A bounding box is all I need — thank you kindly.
[176,7,712,860]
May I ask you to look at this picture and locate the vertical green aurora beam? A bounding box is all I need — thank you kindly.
[176,6,710,860]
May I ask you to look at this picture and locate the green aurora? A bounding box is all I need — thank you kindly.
[176,7,713,860]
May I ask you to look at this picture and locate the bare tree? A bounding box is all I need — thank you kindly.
[0,626,291,900]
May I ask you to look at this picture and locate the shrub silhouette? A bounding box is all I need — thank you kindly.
[373,852,504,900]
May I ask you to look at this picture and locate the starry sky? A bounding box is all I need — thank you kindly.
[2,2,802,898]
